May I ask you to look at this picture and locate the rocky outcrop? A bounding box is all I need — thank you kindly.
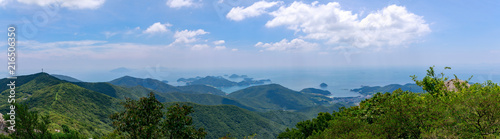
[445,79,470,91]
[0,113,7,135]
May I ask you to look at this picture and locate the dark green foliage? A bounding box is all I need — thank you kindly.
[6,103,45,138]
[165,102,284,139]
[160,92,256,111]
[411,66,449,97]
[296,104,346,119]
[177,84,226,96]
[299,88,331,95]
[258,110,309,128]
[228,84,329,111]
[110,92,164,138]
[73,82,154,100]
[277,112,334,138]
[0,73,63,93]
[73,82,120,98]
[22,83,120,136]
[5,103,85,139]
[280,67,500,138]
[163,103,207,139]
[0,73,121,137]
[111,93,206,139]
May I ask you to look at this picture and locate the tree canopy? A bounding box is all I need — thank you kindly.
[110,92,206,139]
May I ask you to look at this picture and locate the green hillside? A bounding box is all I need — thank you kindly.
[0,73,121,136]
[72,82,153,100]
[0,73,64,95]
[228,84,330,111]
[177,84,226,96]
[23,83,121,136]
[164,102,286,139]
[296,103,346,118]
[258,110,309,128]
[159,92,256,111]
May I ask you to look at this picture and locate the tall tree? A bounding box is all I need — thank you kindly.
[4,103,52,139]
[110,92,164,138]
[110,92,206,139]
[163,103,207,139]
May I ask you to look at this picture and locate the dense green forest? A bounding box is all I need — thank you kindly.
[228,84,333,111]
[0,72,342,138]
[279,67,500,138]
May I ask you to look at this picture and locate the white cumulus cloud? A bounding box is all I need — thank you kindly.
[214,46,226,50]
[255,38,318,52]
[213,40,225,45]
[265,2,431,49]
[173,29,209,44]
[166,0,197,8]
[143,22,172,34]
[226,0,281,21]
[191,44,210,50]
[16,0,105,9]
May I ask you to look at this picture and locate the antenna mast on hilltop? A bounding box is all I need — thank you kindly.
[42,68,43,73]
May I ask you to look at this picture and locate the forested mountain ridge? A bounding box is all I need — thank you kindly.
[109,75,182,93]
[0,73,121,136]
[51,74,83,82]
[229,84,333,111]
[177,84,226,96]
[73,82,155,100]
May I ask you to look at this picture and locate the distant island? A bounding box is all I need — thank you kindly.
[320,83,328,88]
[351,83,423,96]
[300,88,331,95]
[177,75,271,88]
[229,74,248,79]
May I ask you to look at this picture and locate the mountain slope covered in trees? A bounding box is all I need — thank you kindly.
[0,73,121,136]
[279,67,500,138]
[229,84,332,111]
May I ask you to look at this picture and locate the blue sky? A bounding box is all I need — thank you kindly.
[1,0,499,76]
